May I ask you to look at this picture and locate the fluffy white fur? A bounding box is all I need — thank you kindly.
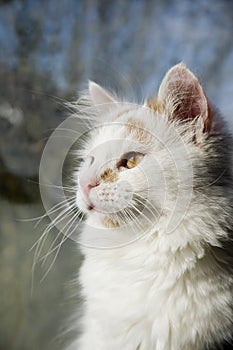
[69,64,233,350]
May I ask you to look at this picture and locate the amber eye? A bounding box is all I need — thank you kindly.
[117,152,144,170]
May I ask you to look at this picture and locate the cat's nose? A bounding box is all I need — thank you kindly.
[80,179,99,199]
[86,182,99,194]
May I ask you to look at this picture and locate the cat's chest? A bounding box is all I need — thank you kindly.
[79,247,195,350]
[80,243,189,314]
[80,239,199,292]
[79,243,232,350]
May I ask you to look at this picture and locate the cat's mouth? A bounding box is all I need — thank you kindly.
[87,204,94,211]
[84,180,133,213]
[79,181,155,230]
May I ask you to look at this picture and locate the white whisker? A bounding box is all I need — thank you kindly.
[40,212,84,281]
[40,208,82,265]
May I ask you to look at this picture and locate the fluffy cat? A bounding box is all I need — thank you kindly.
[69,63,233,350]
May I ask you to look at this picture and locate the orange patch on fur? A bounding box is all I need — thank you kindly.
[126,117,151,143]
[100,168,118,183]
[147,98,163,113]
[102,216,120,228]
[126,117,145,132]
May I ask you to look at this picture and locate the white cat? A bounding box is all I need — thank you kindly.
[69,63,233,350]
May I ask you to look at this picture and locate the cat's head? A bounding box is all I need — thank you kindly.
[75,63,214,239]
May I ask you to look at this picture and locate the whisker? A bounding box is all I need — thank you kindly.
[31,200,77,282]
[40,208,82,265]
[130,201,154,227]
[21,199,74,225]
[30,197,77,251]
[31,198,80,291]
[114,210,139,235]
[133,193,160,220]
[120,207,144,234]
[40,212,84,281]
[33,196,76,229]
[36,181,77,193]
[34,200,77,259]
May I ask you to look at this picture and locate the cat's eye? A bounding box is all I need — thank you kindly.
[117,152,144,170]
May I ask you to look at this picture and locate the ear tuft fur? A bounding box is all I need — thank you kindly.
[156,63,211,132]
[88,81,117,114]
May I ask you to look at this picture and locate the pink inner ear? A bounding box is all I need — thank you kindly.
[171,80,206,118]
[158,63,210,131]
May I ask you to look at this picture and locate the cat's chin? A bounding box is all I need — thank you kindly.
[100,215,121,228]
[80,213,148,249]
[76,191,130,216]
[86,210,123,228]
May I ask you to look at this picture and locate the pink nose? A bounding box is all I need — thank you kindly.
[86,182,99,194]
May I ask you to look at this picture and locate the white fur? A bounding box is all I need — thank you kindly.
[69,64,233,350]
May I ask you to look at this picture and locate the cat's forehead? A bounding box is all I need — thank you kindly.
[85,107,152,154]
[83,105,172,162]
[92,106,154,141]
[117,105,153,124]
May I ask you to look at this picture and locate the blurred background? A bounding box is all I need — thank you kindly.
[0,0,233,349]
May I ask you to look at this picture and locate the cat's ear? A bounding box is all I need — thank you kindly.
[89,81,118,114]
[156,63,211,132]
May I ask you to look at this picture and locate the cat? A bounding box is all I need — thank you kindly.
[68,63,233,350]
